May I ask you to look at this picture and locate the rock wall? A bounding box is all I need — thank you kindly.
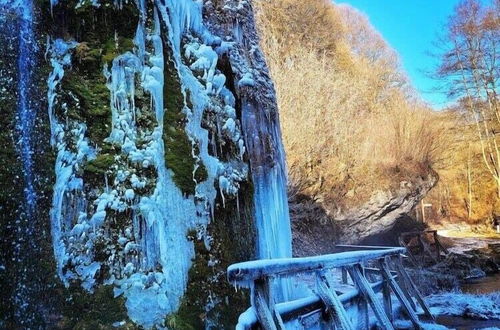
[336,172,438,243]
[290,172,438,256]
[0,0,288,328]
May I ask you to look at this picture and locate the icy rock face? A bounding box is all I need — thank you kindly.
[202,0,294,301]
[44,0,271,327]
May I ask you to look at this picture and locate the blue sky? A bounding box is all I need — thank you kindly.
[335,0,463,109]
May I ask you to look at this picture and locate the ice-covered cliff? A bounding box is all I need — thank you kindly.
[0,0,292,328]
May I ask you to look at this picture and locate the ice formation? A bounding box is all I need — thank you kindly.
[46,0,256,327]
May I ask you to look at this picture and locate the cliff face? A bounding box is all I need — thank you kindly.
[291,172,438,256]
[336,172,438,243]
[0,0,289,328]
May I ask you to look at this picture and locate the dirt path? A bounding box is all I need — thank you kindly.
[437,228,500,253]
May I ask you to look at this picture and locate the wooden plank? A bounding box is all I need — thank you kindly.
[315,271,355,330]
[418,235,437,264]
[398,237,420,267]
[254,280,278,330]
[434,231,449,255]
[228,248,405,283]
[335,245,398,251]
[273,309,286,330]
[347,264,394,330]
[392,258,417,311]
[382,279,393,322]
[378,260,422,330]
[394,259,436,322]
[356,297,369,330]
[341,267,348,284]
[254,288,278,330]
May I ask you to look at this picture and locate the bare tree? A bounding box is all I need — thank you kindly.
[435,0,500,196]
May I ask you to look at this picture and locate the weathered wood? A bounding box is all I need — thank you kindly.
[392,257,417,311]
[254,279,278,330]
[230,246,432,329]
[254,289,278,330]
[315,271,355,330]
[378,260,422,330]
[356,297,369,330]
[347,264,394,330]
[341,267,348,284]
[418,235,437,263]
[228,248,405,283]
[382,278,393,322]
[335,245,397,251]
[433,231,449,255]
[273,308,286,330]
[394,259,435,322]
[398,237,420,267]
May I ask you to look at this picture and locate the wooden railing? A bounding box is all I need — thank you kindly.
[399,230,449,266]
[227,245,435,330]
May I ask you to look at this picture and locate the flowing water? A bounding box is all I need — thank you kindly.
[8,0,43,325]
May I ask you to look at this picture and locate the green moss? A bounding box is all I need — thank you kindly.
[84,153,115,174]
[162,46,208,196]
[102,37,135,64]
[168,182,255,328]
[82,153,115,187]
[63,73,111,144]
[58,284,137,329]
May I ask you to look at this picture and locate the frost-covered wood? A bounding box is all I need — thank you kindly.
[228,248,405,283]
[229,246,436,329]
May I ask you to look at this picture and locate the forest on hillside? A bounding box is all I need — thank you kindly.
[257,0,500,234]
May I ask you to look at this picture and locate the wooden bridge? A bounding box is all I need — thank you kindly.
[399,230,449,266]
[227,245,435,329]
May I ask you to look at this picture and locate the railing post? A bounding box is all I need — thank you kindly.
[315,270,354,330]
[418,233,437,264]
[378,258,422,330]
[342,267,348,284]
[433,231,441,260]
[394,258,435,322]
[393,256,417,312]
[347,264,394,330]
[382,258,393,322]
[356,297,369,330]
[254,278,279,330]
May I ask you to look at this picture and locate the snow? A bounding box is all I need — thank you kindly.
[238,72,255,87]
[124,189,135,201]
[426,292,500,320]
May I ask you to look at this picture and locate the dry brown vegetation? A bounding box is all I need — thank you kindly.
[255,0,442,214]
[426,107,498,224]
[426,0,499,226]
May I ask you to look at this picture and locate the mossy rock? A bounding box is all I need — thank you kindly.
[102,37,135,64]
[82,153,115,187]
[63,73,111,144]
[168,182,255,328]
[58,284,137,330]
[162,41,207,196]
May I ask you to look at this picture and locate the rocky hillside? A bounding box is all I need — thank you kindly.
[255,0,441,248]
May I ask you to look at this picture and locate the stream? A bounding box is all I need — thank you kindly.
[461,273,500,295]
[436,274,500,329]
